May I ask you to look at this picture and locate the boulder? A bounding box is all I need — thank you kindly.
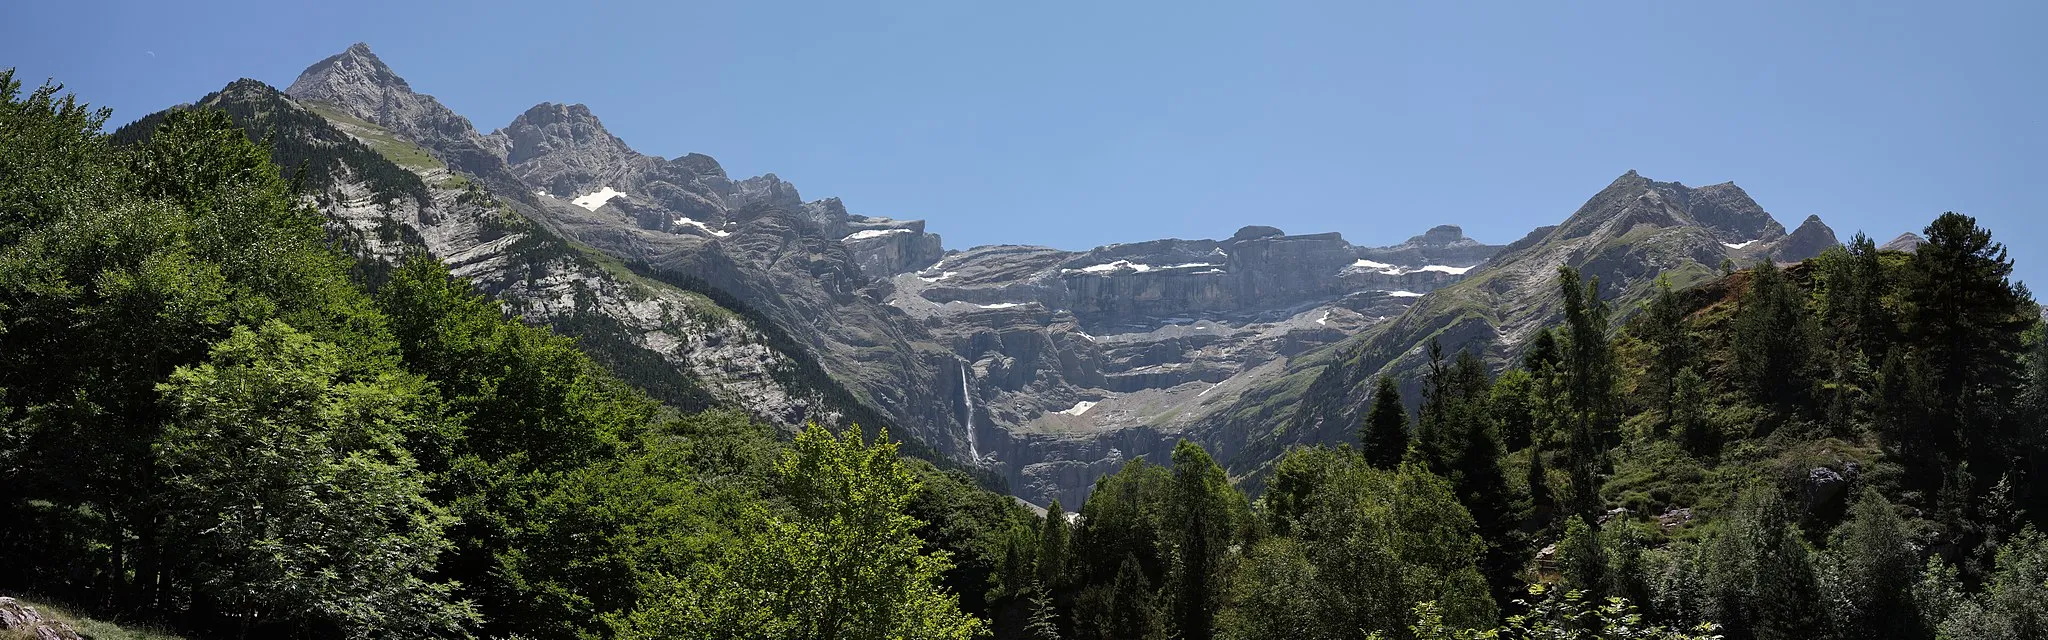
[0,598,82,640]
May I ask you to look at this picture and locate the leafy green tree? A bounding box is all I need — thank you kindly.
[1818,490,1921,640]
[1558,516,1608,599]
[1407,585,1723,640]
[1492,369,1538,451]
[1363,375,1411,470]
[1931,528,2048,640]
[1217,539,1319,640]
[617,423,985,640]
[1697,485,1823,640]
[156,321,473,638]
[1263,445,1355,536]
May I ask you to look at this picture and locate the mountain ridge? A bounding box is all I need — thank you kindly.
[273,43,1851,506]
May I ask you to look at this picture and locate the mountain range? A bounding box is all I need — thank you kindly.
[136,43,1853,506]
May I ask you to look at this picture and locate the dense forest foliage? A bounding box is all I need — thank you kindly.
[5,69,2048,640]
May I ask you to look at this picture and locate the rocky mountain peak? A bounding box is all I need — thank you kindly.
[498,102,639,167]
[286,43,521,193]
[1231,225,1286,241]
[1684,182,1785,242]
[1413,224,1467,245]
[1774,214,1840,261]
[1883,232,1928,253]
[287,42,412,103]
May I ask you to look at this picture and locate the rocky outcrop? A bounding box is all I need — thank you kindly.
[1774,214,1840,261]
[843,215,944,275]
[0,598,82,640]
[1883,232,1928,253]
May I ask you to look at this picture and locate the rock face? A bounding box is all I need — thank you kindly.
[882,225,1495,504]
[1883,232,1928,253]
[277,46,1844,507]
[171,80,849,441]
[286,43,524,194]
[1775,214,1841,261]
[0,598,82,640]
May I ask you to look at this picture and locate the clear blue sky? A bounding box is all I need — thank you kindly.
[5,1,2044,284]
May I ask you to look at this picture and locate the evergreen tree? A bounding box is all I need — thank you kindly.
[1167,441,1240,640]
[1637,275,1694,423]
[1732,259,1814,411]
[1039,500,1071,589]
[1673,367,1713,455]
[1557,267,1616,524]
[1362,375,1411,470]
[1104,555,1167,640]
[1904,213,2037,497]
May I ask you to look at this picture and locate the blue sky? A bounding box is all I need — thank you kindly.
[5,1,2044,284]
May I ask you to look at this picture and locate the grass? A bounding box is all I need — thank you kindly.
[301,101,446,171]
[1,595,187,640]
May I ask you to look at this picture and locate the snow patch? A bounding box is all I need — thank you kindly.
[1418,264,1474,275]
[1162,262,1221,270]
[571,186,625,211]
[1074,260,1152,274]
[845,228,912,241]
[1352,258,1395,270]
[977,302,1025,309]
[1723,240,1760,249]
[1383,290,1426,298]
[673,217,731,237]
[1057,401,1098,416]
[1316,310,1331,326]
[919,271,958,283]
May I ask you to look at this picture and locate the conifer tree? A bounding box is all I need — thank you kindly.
[1039,500,1071,589]
[1362,375,1411,470]
[1557,267,1616,523]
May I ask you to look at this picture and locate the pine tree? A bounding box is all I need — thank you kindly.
[1167,441,1238,640]
[1732,259,1814,411]
[1362,375,1411,470]
[1557,267,1616,524]
[1905,213,2037,495]
[1039,500,1072,590]
[1637,275,1694,423]
[1671,367,1714,455]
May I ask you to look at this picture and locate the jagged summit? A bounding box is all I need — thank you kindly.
[286,43,521,193]
[1778,214,1840,261]
[1883,232,1928,253]
[289,42,413,102]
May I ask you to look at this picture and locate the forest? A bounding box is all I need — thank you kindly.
[4,69,2047,640]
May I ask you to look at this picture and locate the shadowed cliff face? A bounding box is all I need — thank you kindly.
[280,45,1838,507]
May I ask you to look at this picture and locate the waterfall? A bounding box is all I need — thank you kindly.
[959,360,981,462]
